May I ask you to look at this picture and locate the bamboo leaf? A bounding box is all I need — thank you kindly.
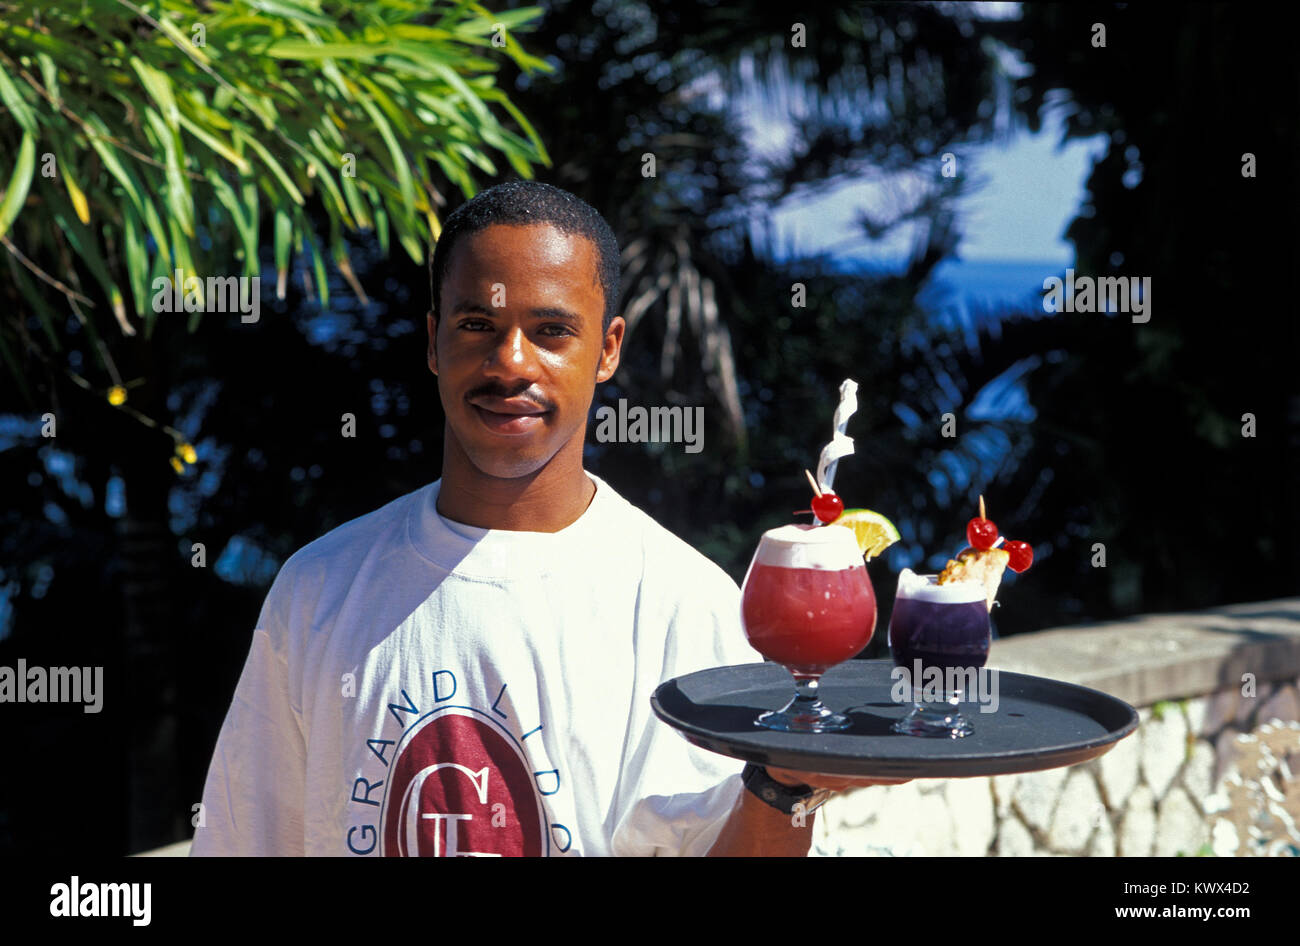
[264,41,389,61]
[148,12,214,66]
[177,110,251,173]
[427,61,493,125]
[122,204,149,316]
[82,113,148,220]
[50,198,128,331]
[274,207,292,299]
[372,198,389,256]
[52,141,91,224]
[238,129,305,204]
[486,90,552,167]
[303,226,328,307]
[204,167,257,278]
[36,53,60,110]
[0,129,36,240]
[143,108,195,238]
[350,85,415,213]
[244,0,335,28]
[0,59,37,135]
[164,213,203,333]
[130,57,180,131]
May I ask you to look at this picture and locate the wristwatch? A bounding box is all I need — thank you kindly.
[742,763,830,815]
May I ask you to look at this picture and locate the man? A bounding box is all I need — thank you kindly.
[192,180,897,857]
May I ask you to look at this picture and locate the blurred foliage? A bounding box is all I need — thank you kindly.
[988,3,1300,619]
[0,0,548,396]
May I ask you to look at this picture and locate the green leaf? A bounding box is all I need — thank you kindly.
[52,140,91,224]
[352,86,415,214]
[177,110,251,174]
[82,113,147,220]
[354,75,412,138]
[264,41,389,61]
[36,53,60,110]
[0,59,37,135]
[130,57,180,131]
[0,129,36,240]
[244,0,335,28]
[50,194,127,329]
[487,90,552,167]
[372,198,389,256]
[303,227,329,307]
[238,129,305,204]
[122,205,150,316]
[274,207,292,299]
[143,108,195,238]
[428,60,493,125]
[204,168,257,279]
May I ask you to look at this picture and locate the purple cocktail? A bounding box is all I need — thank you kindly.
[888,568,991,737]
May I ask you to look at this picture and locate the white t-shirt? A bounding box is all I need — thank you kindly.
[191,472,760,856]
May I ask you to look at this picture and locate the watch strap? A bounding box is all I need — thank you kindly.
[741,763,817,815]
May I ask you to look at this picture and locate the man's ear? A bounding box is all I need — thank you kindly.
[426,310,438,376]
[596,315,625,383]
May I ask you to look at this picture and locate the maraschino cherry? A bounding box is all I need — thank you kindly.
[804,469,843,523]
[1004,540,1034,573]
[811,492,843,523]
[966,495,998,550]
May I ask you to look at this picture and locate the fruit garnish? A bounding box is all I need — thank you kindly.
[938,546,1010,612]
[803,468,843,523]
[831,509,900,560]
[811,492,843,523]
[966,494,998,550]
[1004,540,1034,573]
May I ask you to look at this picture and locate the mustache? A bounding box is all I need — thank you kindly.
[465,382,556,412]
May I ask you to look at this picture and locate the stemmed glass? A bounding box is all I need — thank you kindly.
[740,525,877,732]
[888,568,991,738]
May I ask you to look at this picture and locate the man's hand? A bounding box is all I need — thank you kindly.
[706,766,913,856]
[765,766,912,791]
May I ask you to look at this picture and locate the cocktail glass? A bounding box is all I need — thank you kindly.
[740,525,877,732]
[888,568,990,738]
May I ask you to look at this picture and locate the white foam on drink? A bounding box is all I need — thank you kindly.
[896,567,984,604]
[753,524,863,570]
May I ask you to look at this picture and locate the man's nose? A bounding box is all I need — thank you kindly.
[483,325,538,378]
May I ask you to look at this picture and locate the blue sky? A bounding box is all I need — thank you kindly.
[759,107,1109,268]
[734,0,1110,269]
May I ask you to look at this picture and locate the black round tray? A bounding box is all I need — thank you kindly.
[651,659,1139,778]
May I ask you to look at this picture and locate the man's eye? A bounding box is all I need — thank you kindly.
[540,324,573,337]
[458,320,492,331]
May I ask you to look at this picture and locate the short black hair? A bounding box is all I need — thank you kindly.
[428,180,622,332]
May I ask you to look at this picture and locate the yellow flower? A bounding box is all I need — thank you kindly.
[108,385,127,406]
[179,443,197,465]
[170,456,184,474]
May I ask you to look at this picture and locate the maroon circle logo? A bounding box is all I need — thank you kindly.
[380,707,547,857]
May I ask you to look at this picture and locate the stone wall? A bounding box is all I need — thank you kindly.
[812,597,1300,857]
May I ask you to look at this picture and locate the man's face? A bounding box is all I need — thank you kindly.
[427,223,623,480]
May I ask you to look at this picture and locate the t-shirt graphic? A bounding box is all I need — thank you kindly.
[380,705,549,857]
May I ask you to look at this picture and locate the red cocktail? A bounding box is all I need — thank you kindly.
[740,524,877,732]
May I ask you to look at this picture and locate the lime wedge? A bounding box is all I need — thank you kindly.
[830,508,900,560]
